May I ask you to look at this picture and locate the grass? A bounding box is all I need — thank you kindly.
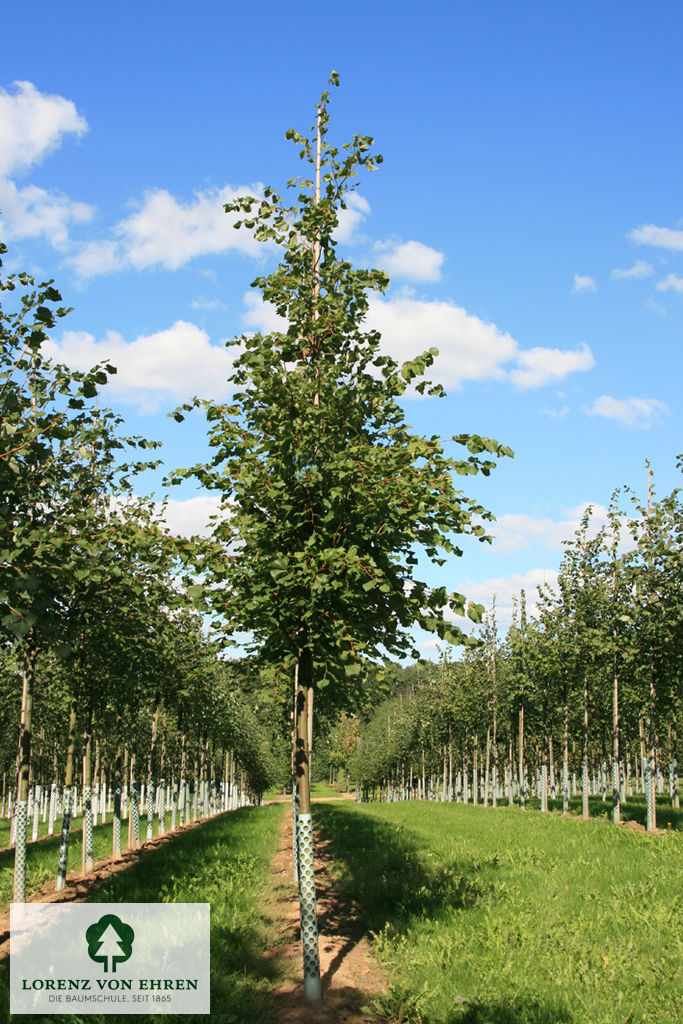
[316,800,683,1024]
[0,812,185,909]
[0,803,288,1023]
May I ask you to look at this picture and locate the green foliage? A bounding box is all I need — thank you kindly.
[170,78,511,702]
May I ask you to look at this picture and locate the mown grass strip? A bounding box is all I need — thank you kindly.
[0,803,287,1024]
[316,801,683,1024]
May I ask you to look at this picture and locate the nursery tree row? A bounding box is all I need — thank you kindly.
[349,472,682,832]
[0,241,283,902]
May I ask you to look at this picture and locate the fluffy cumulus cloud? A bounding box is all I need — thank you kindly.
[611,260,654,280]
[508,342,594,390]
[44,320,234,411]
[0,81,88,177]
[586,395,669,429]
[374,239,445,282]
[490,503,610,555]
[656,274,683,293]
[449,568,560,633]
[70,185,266,277]
[572,274,597,293]
[0,81,93,247]
[160,495,223,537]
[367,295,517,389]
[364,295,594,393]
[241,291,288,333]
[0,178,93,249]
[629,223,683,250]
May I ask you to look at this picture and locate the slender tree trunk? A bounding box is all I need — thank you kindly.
[294,647,321,1004]
[147,697,160,840]
[646,656,657,832]
[112,712,123,858]
[14,638,36,902]
[639,708,647,795]
[563,696,570,816]
[612,652,620,824]
[483,726,491,808]
[82,705,94,873]
[671,701,680,809]
[128,720,141,851]
[519,706,525,810]
[582,672,590,821]
[56,695,78,891]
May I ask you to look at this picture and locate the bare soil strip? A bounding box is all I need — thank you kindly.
[265,797,388,1024]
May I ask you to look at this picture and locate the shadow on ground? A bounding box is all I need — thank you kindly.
[313,804,496,936]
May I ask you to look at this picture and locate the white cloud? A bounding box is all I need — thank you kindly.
[365,296,595,394]
[0,82,92,247]
[241,291,288,333]
[586,395,669,429]
[160,495,222,537]
[0,81,88,177]
[629,223,683,251]
[453,568,560,633]
[0,177,94,249]
[572,274,597,293]
[69,184,266,277]
[611,260,654,280]
[656,273,683,293]
[191,296,227,311]
[509,342,594,390]
[490,503,610,555]
[645,296,667,317]
[367,295,517,389]
[44,320,234,411]
[334,193,370,244]
[375,239,445,282]
[539,405,570,419]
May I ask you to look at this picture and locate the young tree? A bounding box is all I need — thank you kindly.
[172,76,512,1003]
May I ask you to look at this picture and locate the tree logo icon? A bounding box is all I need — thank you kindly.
[85,914,135,973]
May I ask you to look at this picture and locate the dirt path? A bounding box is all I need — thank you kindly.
[266,799,388,1024]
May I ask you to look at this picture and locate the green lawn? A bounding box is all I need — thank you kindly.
[315,800,683,1024]
[0,804,287,1024]
[0,812,188,909]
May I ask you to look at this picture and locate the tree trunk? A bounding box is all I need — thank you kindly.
[646,657,657,832]
[147,697,160,840]
[562,696,570,816]
[612,652,620,824]
[294,648,321,1004]
[581,672,590,820]
[82,705,94,873]
[128,720,141,851]
[112,713,123,857]
[518,705,525,810]
[56,695,78,891]
[14,638,36,902]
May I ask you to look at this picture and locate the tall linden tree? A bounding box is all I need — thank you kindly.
[173,75,512,1003]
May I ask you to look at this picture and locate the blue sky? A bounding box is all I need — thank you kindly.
[2,1,681,646]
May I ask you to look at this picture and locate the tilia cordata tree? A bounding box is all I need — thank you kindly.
[172,76,512,1003]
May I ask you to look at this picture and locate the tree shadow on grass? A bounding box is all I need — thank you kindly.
[435,996,574,1024]
[368,981,574,1024]
[314,804,497,936]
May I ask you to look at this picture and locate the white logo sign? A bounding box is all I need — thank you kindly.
[10,903,210,1014]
